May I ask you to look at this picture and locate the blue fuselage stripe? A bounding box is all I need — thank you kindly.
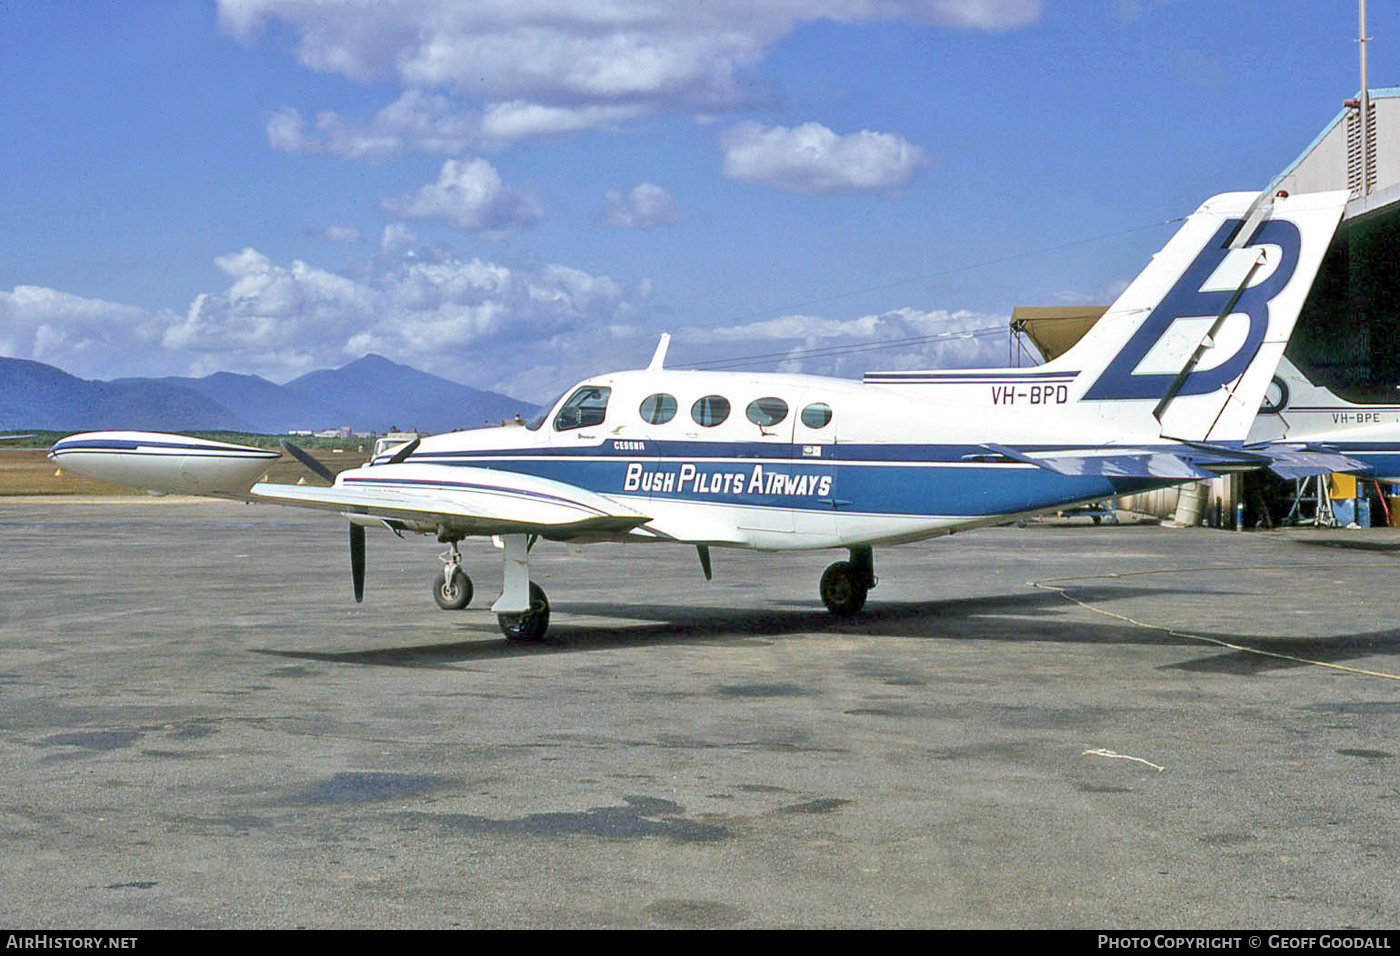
[406,443,1164,518]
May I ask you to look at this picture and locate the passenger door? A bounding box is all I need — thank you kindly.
[791,393,838,539]
[735,392,797,536]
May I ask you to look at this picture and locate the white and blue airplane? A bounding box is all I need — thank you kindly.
[50,190,1349,641]
[1243,355,1400,482]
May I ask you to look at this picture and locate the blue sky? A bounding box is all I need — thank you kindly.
[0,1,1392,401]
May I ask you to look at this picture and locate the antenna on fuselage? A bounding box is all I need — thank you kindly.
[648,333,671,370]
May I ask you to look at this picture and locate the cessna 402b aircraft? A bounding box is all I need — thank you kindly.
[50,189,1350,642]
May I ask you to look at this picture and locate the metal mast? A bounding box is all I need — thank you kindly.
[1360,0,1372,197]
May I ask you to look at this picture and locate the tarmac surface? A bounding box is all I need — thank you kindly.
[2,496,1400,929]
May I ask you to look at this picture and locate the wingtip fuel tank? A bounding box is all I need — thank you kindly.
[49,431,281,496]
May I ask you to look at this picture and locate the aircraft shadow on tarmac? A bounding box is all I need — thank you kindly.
[252,583,1400,676]
[1163,629,1400,676]
[1288,536,1400,556]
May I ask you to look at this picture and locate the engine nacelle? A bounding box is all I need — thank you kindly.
[50,431,281,496]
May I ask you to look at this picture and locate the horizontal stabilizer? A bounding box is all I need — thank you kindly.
[976,438,1366,481]
[979,443,1213,480]
[1036,452,1213,480]
[1254,445,1371,480]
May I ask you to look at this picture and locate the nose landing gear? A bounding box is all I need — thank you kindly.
[432,541,474,610]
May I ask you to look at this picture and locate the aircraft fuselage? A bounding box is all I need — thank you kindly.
[362,368,1167,551]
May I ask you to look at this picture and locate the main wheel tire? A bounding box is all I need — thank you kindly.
[432,568,473,610]
[820,561,868,617]
[498,582,550,642]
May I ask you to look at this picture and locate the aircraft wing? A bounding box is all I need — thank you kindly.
[250,463,651,539]
[49,431,649,538]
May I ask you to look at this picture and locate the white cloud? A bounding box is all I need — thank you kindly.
[224,0,1044,155]
[4,259,1009,402]
[376,223,419,259]
[265,106,411,164]
[912,0,1044,31]
[600,183,684,230]
[381,158,543,239]
[479,101,646,145]
[317,225,363,243]
[265,94,651,160]
[0,241,656,399]
[678,306,1010,378]
[266,92,490,162]
[719,121,928,194]
[0,286,172,376]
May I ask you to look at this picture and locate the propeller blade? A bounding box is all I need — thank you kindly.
[279,439,335,483]
[386,438,420,464]
[349,522,366,603]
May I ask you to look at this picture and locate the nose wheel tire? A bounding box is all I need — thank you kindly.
[498,582,550,642]
[820,561,868,617]
[433,568,473,610]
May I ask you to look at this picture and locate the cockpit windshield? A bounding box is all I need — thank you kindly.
[552,385,612,431]
[525,390,567,431]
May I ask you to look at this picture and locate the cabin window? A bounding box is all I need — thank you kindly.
[553,386,611,431]
[639,393,678,425]
[745,397,789,427]
[691,395,731,427]
[800,402,832,429]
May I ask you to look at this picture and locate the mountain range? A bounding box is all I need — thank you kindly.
[0,354,538,434]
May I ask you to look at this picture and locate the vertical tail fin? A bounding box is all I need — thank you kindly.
[864,191,1347,448]
[1057,190,1348,443]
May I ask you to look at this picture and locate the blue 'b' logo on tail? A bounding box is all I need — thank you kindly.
[1083,219,1301,401]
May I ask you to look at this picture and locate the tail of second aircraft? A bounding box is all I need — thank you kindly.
[1247,355,1400,442]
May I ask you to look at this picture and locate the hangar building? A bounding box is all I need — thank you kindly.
[1274,89,1400,401]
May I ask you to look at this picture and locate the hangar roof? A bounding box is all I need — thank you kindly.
[1273,88,1400,221]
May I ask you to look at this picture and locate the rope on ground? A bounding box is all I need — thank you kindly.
[1029,564,1400,683]
[1082,749,1166,771]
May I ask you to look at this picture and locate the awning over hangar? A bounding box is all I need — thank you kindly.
[1009,306,1107,364]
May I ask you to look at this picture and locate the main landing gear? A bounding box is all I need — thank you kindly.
[428,537,872,638]
[430,535,551,642]
[496,582,550,643]
[819,545,876,617]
